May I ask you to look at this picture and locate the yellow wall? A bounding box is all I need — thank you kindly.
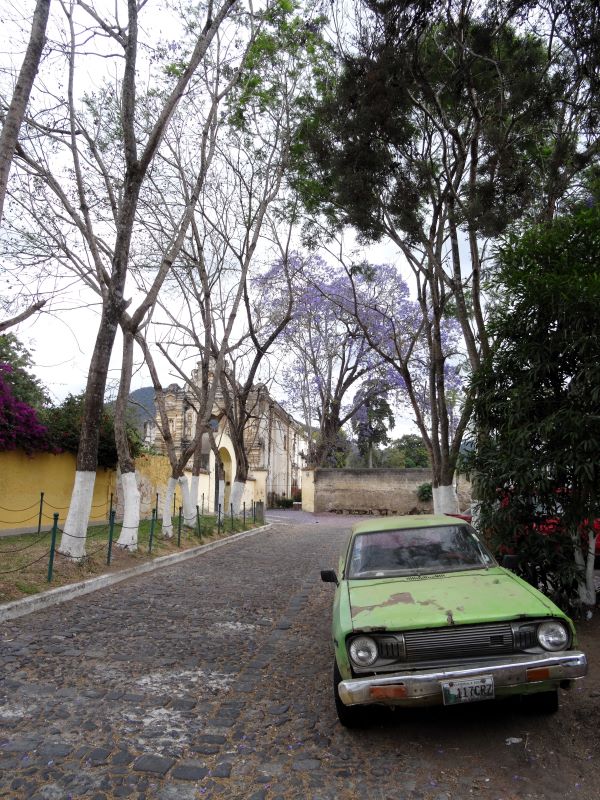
[131,453,178,517]
[301,468,315,513]
[0,449,268,532]
[0,450,116,531]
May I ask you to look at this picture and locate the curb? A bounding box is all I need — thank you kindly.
[0,523,272,623]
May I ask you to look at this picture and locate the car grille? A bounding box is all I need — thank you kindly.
[404,622,515,662]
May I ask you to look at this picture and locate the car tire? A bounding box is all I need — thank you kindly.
[522,690,559,714]
[333,659,369,728]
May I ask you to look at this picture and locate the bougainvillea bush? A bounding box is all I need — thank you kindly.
[0,364,51,454]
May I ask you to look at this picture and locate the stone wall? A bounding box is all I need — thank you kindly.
[306,468,435,515]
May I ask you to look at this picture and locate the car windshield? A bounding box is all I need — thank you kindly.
[347,524,494,579]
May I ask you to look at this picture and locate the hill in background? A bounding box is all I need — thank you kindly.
[126,386,156,435]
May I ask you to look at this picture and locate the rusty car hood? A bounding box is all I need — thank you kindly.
[347,568,559,631]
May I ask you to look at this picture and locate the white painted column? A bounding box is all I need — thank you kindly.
[190,475,200,512]
[58,471,96,560]
[162,477,177,538]
[229,480,245,516]
[180,475,196,527]
[117,471,140,550]
[432,484,459,515]
[217,479,225,521]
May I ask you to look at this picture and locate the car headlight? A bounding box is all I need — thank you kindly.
[537,620,570,651]
[349,636,378,667]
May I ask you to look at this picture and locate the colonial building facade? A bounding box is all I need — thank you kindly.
[144,365,308,510]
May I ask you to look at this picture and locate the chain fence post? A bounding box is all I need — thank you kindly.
[37,492,44,536]
[47,513,58,582]
[196,505,201,539]
[243,501,246,528]
[155,493,159,521]
[218,503,222,533]
[149,508,156,554]
[109,492,114,523]
[253,501,256,523]
[107,509,115,565]
[230,503,234,532]
[177,506,182,547]
[201,494,204,517]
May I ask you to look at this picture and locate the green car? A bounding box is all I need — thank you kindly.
[321,514,587,727]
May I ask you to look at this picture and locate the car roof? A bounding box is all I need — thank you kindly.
[351,514,464,537]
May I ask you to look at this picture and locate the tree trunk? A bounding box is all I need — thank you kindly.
[0,0,51,224]
[57,471,96,559]
[179,475,196,527]
[115,330,140,549]
[117,470,140,549]
[162,476,178,538]
[217,478,225,520]
[59,307,119,557]
[432,484,459,515]
[230,479,246,515]
[576,530,597,613]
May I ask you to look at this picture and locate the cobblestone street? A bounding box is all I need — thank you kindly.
[1,512,599,800]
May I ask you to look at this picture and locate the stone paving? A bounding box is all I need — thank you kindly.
[0,512,598,800]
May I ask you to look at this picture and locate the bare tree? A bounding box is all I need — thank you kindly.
[217,244,299,513]
[0,0,51,331]
[5,0,245,558]
[140,4,328,528]
[0,0,50,223]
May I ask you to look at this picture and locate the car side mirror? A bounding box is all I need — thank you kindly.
[321,569,338,586]
[502,554,520,571]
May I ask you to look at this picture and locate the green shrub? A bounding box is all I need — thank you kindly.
[277,497,294,508]
[417,482,432,502]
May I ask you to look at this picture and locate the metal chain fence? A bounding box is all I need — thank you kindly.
[0,493,266,588]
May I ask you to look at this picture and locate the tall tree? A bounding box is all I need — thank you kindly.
[351,382,395,468]
[293,0,600,510]
[0,0,50,223]
[323,259,465,494]
[0,0,51,331]
[4,0,250,557]
[141,0,329,527]
[468,201,600,610]
[278,257,392,467]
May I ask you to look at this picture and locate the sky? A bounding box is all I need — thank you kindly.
[1,0,422,435]
[10,237,421,438]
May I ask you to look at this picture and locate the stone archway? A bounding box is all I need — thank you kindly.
[219,447,233,513]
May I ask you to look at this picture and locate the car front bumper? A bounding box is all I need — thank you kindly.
[338,651,587,707]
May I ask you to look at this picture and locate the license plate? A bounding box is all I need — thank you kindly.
[441,676,495,705]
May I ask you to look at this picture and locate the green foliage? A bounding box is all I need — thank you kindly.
[0,334,49,410]
[275,496,294,508]
[228,0,333,133]
[314,427,351,468]
[40,394,143,469]
[351,387,395,466]
[291,5,582,243]
[467,203,600,609]
[417,482,432,502]
[381,434,430,468]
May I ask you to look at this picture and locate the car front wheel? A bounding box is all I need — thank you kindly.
[333,659,369,728]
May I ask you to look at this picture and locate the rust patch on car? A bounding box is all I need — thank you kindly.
[352,592,415,615]
[417,598,444,608]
